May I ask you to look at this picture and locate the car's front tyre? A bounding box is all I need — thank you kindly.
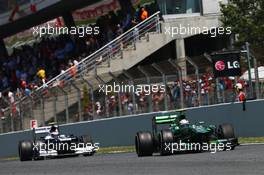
[218,123,235,139]
[82,135,95,156]
[218,123,237,150]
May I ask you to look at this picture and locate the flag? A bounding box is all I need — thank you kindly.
[30,0,37,13]
[9,4,19,21]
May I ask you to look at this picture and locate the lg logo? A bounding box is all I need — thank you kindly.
[215,61,225,71]
[215,60,240,71]
[227,61,240,69]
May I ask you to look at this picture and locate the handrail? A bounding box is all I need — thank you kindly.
[39,11,161,89]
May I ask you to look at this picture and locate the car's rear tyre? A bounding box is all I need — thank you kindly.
[18,140,33,161]
[82,135,95,156]
[159,129,174,156]
[135,131,154,157]
[218,123,235,139]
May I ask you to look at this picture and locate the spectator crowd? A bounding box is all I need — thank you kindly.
[81,72,248,120]
[0,2,158,98]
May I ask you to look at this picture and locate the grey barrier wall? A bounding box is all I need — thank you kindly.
[0,100,264,158]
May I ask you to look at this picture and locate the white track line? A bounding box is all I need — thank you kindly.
[240,143,264,146]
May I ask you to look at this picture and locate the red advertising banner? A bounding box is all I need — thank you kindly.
[73,0,140,21]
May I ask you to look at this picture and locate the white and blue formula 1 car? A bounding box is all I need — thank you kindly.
[18,125,97,161]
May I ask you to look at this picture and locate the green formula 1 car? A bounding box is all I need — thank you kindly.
[135,110,238,157]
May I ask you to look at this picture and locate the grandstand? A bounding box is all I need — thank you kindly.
[0,0,262,133]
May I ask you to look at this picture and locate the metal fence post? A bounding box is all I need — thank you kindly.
[34,92,45,126]
[1,96,10,132]
[186,57,201,106]
[0,96,10,133]
[18,100,23,130]
[48,88,57,123]
[204,53,222,104]
[82,77,95,119]
[168,59,184,109]
[7,99,14,131]
[108,46,112,67]
[152,63,168,111]
[96,75,109,117]
[246,42,254,99]
[122,70,137,114]
[137,66,153,113]
[108,72,123,116]
[0,113,2,133]
[156,14,161,33]
[251,53,260,99]
[27,96,34,120]
[38,94,45,126]
[57,87,69,123]
[71,81,82,122]
[95,67,109,118]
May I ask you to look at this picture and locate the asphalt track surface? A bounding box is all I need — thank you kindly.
[0,144,263,175]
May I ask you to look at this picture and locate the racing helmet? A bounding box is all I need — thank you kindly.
[49,124,59,136]
[179,119,189,125]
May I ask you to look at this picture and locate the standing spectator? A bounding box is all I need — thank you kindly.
[8,91,16,115]
[116,24,123,37]
[123,13,132,32]
[236,83,246,111]
[37,67,46,86]
[236,83,246,102]
[127,101,134,115]
[69,62,77,78]
[134,5,141,22]
[140,7,148,21]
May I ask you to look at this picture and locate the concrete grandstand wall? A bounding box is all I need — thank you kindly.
[0,100,264,158]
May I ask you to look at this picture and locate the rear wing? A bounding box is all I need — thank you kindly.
[33,126,52,134]
[152,111,186,134]
[154,115,179,124]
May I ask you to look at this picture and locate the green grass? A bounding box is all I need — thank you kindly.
[97,146,135,154]
[0,157,18,161]
[238,137,264,144]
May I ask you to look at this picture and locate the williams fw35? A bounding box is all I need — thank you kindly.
[18,125,97,161]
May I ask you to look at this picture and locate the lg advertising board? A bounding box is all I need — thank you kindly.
[211,52,241,78]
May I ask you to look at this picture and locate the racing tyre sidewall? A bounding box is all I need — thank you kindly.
[218,123,235,139]
[19,140,33,161]
[135,131,154,157]
[159,129,174,156]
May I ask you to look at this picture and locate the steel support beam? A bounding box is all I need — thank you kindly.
[108,72,123,116]
[168,59,184,109]
[152,63,168,111]
[137,66,153,113]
